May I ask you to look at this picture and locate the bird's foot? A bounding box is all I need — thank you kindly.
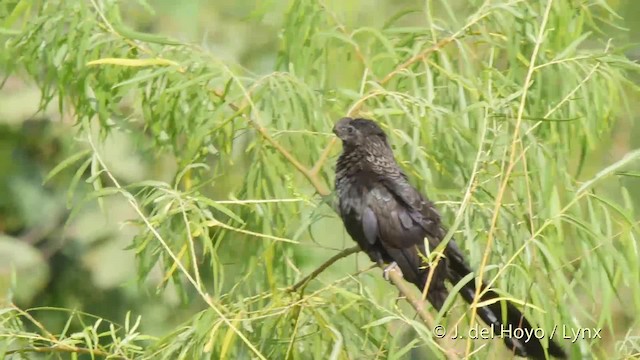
[383,262,403,281]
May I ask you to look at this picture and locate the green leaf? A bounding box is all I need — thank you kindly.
[44,149,92,184]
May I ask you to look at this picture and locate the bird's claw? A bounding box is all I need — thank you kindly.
[383,262,402,281]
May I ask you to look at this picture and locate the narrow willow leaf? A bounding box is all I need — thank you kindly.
[86,58,179,67]
[578,149,640,194]
[361,316,398,329]
[44,149,92,184]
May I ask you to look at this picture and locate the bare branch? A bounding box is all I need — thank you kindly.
[288,245,360,292]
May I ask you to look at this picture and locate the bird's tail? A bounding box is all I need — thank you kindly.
[446,254,566,359]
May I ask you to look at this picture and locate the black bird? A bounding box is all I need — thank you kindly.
[333,117,565,359]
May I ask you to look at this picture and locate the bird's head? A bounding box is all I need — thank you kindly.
[332,117,387,148]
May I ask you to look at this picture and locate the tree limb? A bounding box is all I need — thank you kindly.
[288,245,360,292]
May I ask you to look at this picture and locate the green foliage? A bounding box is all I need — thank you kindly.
[1,0,639,359]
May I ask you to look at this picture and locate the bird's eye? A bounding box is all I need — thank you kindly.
[347,126,355,134]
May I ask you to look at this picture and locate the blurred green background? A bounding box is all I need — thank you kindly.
[1,0,640,359]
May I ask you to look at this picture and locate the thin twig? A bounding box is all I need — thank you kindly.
[379,36,456,86]
[12,305,57,342]
[289,251,458,359]
[288,245,360,292]
[310,137,337,176]
[318,0,370,73]
[211,89,331,196]
[464,0,554,356]
[377,0,491,87]
[386,269,458,360]
[5,346,121,358]
[252,121,331,196]
[386,270,433,327]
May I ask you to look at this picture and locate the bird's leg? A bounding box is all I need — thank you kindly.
[381,262,405,302]
[383,261,403,281]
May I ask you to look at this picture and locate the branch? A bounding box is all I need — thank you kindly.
[288,245,360,292]
[251,121,330,196]
[379,36,456,86]
[5,346,122,359]
[377,4,489,88]
[464,0,555,356]
[386,270,432,325]
[310,137,337,176]
[288,247,458,359]
[211,89,331,196]
[386,269,458,360]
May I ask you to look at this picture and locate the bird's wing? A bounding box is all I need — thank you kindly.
[372,176,444,248]
[364,180,450,300]
[361,206,379,245]
[365,180,435,250]
[379,176,473,274]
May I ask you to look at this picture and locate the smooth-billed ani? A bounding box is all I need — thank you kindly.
[333,117,565,359]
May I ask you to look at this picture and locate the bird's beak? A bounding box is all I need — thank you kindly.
[333,117,353,139]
